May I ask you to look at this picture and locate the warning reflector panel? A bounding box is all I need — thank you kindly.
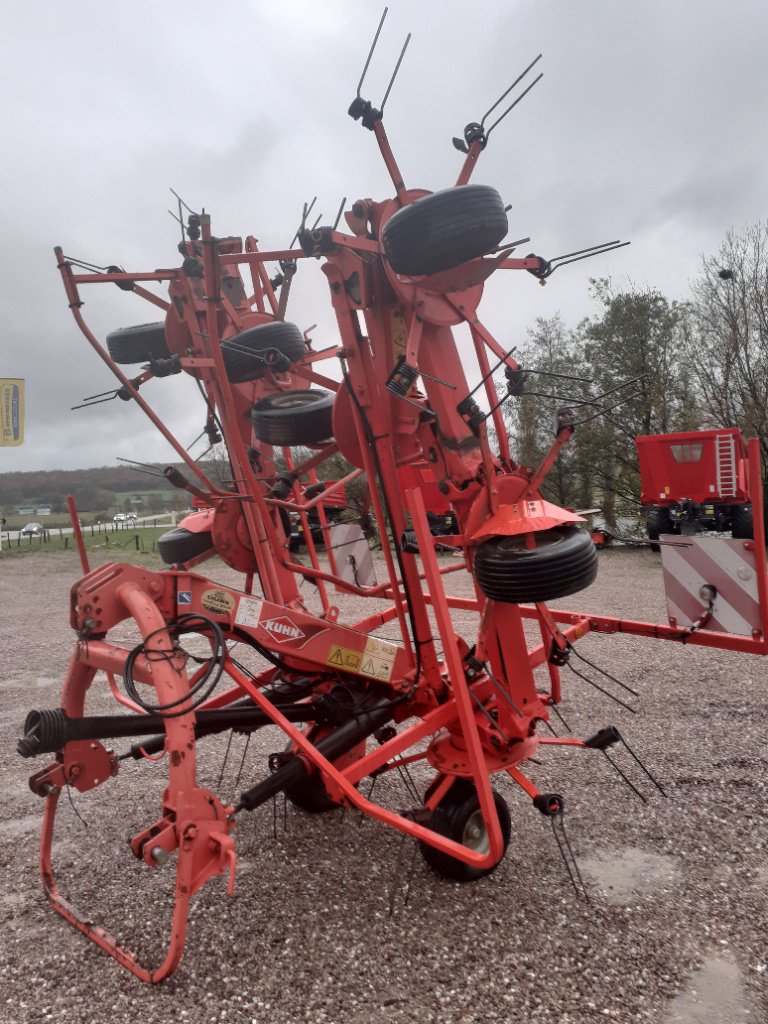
[659,535,761,636]
[327,523,376,589]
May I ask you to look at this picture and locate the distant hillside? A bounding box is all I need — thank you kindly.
[0,461,212,516]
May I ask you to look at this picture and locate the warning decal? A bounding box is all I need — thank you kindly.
[235,597,263,628]
[363,636,397,680]
[389,310,407,361]
[326,636,398,681]
[326,645,363,673]
[660,535,760,636]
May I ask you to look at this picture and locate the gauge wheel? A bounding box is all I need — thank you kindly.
[283,726,365,813]
[251,389,334,446]
[106,323,170,364]
[382,184,508,277]
[473,526,597,603]
[157,527,214,565]
[220,321,307,383]
[419,779,511,882]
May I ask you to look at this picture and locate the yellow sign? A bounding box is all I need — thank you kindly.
[326,636,397,682]
[0,379,24,446]
[389,309,407,361]
[326,644,363,673]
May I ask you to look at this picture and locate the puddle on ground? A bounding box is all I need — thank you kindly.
[580,846,680,904]
[0,675,59,691]
[662,956,755,1024]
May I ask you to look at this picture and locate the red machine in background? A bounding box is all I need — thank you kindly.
[16,14,768,984]
[636,428,759,544]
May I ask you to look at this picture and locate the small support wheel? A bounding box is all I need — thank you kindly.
[419,779,511,882]
[106,323,170,364]
[283,726,364,813]
[157,527,214,565]
[220,321,307,383]
[251,390,334,446]
[382,185,508,277]
[473,526,597,603]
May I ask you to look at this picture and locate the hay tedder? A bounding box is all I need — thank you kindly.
[17,14,768,982]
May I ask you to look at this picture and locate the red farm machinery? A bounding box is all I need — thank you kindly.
[17,14,768,982]
[637,428,762,546]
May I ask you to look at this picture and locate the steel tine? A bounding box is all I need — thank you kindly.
[381,32,412,111]
[481,54,543,126]
[357,7,388,98]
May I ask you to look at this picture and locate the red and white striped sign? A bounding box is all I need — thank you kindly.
[660,536,761,636]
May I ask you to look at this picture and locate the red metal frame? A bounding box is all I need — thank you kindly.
[24,58,768,985]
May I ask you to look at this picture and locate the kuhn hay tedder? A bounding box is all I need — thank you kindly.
[17,13,768,983]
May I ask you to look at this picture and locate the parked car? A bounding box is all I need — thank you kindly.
[20,522,44,536]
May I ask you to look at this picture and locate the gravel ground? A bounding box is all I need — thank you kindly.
[1,547,766,1024]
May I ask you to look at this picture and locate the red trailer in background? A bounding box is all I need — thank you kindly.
[636,428,757,544]
[398,462,458,538]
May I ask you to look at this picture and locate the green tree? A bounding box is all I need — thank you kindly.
[503,314,592,508]
[503,286,696,529]
[577,281,697,527]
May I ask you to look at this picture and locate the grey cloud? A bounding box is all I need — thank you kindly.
[1,0,765,472]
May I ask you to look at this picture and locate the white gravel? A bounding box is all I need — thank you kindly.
[1,547,766,1024]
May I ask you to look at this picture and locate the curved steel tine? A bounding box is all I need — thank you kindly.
[357,7,388,98]
[481,53,543,127]
[381,32,411,111]
[485,73,544,138]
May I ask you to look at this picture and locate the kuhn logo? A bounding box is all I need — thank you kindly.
[262,616,305,643]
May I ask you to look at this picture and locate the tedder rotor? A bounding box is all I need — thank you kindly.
[17,13,768,982]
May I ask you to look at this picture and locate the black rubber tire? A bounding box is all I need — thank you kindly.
[221,321,307,384]
[157,527,214,565]
[382,184,508,277]
[419,779,511,882]
[106,323,170,364]
[647,506,674,552]
[283,726,363,814]
[730,504,754,540]
[401,530,419,553]
[284,767,337,813]
[473,526,597,604]
[251,390,334,446]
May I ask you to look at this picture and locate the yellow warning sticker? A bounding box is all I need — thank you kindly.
[390,310,407,361]
[326,636,398,681]
[326,644,363,673]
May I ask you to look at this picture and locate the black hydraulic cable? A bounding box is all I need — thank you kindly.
[123,613,226,718]
[339,357,425,687]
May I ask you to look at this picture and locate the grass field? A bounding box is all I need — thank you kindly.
[0,525,171,565]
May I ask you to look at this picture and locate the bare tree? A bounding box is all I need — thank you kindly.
[685,222,768,475]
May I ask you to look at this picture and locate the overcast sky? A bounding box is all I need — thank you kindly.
[1,0,766,474]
